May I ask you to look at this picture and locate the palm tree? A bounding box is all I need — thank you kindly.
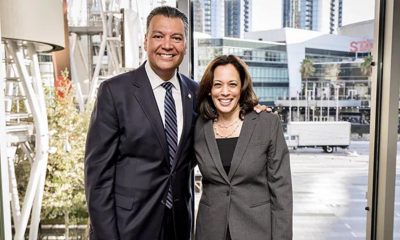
[361,54,373,76]
[300,58,315,79]
[300,58,315,121]
[361,55,373,97]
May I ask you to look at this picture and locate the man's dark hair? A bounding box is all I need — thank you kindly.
[146,6,188,36]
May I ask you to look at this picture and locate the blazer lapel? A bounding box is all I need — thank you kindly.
[228,112,258,180]
[172,73,194,170]
[131,65,168,158]
[204,120,230,183]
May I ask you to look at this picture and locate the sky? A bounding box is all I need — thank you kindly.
[252,0,375,31]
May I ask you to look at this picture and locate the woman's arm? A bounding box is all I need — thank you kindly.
[267,114,293,239]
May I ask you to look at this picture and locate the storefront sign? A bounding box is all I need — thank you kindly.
[350,39,373,52]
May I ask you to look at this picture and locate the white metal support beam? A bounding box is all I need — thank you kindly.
[7,146,20,228]
[69,0,125,109]
[87,0,108,105]
[367,0,400,239]
[26,43,49,240]
[176,0,192,79]
[0,22,13,240]
[69,33,86,112]
[6,41,49,240]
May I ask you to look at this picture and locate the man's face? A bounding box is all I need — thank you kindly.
[144,15,187,81]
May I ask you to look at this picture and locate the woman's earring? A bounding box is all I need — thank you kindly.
[208,92,211,96]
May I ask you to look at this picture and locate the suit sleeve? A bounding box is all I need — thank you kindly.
[85,82,120,240]
[267,114,293,240]
[189,80,200,170]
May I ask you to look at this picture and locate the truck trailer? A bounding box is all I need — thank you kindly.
[285,121,351,153]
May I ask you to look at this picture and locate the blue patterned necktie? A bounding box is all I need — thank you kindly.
[161,81,177,209]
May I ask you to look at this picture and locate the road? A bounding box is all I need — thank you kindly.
[348,140,400,156]
[290,141,400,239]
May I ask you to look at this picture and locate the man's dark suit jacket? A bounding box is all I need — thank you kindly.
[84,63,198,240]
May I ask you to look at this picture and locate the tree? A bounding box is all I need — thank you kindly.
[361,54,373,76]
[300,58,315,121]
[42,69,90,238]
[325,64,341,82]
[300,57,315,81]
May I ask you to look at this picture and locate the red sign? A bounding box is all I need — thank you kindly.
[350,39,373,52]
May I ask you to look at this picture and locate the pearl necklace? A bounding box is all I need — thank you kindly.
[213,119,241,138]
[215,118,240,129]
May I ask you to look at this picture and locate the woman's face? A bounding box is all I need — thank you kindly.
[211,64,242,117]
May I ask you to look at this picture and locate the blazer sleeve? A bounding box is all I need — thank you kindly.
[267,114,293,240]
[84,81,120,240]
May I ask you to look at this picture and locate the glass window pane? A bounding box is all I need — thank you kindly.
[396,103,400,238]
[193,0,378,238]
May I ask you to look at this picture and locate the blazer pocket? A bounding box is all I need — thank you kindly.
[115,193,135,210]
[249,200,270,208]
[248,141,268,147]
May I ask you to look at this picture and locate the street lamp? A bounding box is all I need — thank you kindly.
[320,82,324,121]
[296,91,300,121]
[288,92,291,122]
[335,84,340,121]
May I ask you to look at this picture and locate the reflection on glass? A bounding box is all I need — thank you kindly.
[395,106,400,238]
[193,0,375,238]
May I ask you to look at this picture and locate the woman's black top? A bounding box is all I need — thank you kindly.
[216,137,238,174]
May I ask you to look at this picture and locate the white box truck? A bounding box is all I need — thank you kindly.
[285,121,351,153]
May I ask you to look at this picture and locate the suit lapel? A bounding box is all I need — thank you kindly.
[204,120,230,183]
[172,73,194,170]
[228,112,258,180]
[130,65,168,158]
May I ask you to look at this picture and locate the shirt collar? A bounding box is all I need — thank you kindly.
[145,61,179,90]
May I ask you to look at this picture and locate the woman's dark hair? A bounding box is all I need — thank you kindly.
[146,6,188,36]
[197,55,258,120]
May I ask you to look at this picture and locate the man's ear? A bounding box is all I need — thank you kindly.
[183,41,187,55]
[144,34,148,51]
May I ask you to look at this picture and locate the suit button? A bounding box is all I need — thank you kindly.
[226,190,230,196]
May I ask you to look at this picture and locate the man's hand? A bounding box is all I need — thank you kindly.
[254,104,272,113]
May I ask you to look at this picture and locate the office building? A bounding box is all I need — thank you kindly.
[245,27,372,122]
[193,0,224,37]
[193,0,252,38]
[194,37,288,105]
[225,0,252,38]
[283,0,343,34]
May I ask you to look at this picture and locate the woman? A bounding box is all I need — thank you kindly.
[194,55,292,240]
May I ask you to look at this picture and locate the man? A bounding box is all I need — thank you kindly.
[85,6,197,240]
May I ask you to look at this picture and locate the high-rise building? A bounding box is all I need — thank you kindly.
[193,0,205,33]
[194,38,288,105]
[193,0,224,37]
[283,0,342,34]
[193,0,252,38]
[225,0,252,38]
[212,0,225,37]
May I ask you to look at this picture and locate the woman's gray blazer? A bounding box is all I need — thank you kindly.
[194,111,292,240]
